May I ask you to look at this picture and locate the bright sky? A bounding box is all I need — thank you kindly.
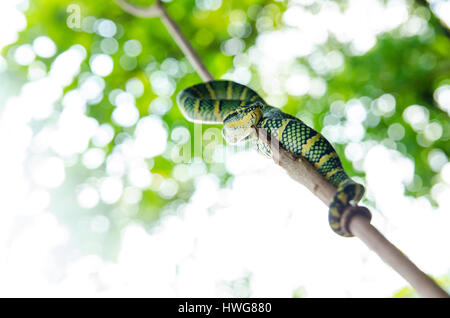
[0,0,449,297]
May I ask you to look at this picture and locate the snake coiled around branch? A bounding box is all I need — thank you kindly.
[177,80,366,237]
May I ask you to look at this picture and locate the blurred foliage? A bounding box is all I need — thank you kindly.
[1,0,449,262]
[292,286,307,298]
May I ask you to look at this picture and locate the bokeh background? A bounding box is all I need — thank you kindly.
[0,0,449,297]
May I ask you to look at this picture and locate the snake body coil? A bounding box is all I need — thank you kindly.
[177,80,365,237]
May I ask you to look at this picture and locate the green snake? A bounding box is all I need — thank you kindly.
[177,80,366,237]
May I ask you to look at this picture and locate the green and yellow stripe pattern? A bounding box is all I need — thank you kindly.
[177,80,365,237]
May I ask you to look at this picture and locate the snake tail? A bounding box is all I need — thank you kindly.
[329,178,367,236]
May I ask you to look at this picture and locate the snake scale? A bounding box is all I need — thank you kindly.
[177,80,365,237]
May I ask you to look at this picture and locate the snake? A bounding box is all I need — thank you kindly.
[177,80,366,237]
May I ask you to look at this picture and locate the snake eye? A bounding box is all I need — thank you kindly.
[223,111,239,123]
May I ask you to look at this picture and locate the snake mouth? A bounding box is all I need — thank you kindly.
[222,126,257,144]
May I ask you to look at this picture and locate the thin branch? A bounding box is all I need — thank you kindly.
[257,118,448,298]
[116,0,449,298]
[255,128,335,206]
[158,3,214,81]
[415,0,450,38]
[116,0,214,81]
[116,0,161,17]
[349,214,449,298]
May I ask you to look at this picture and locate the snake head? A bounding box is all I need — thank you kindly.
[222,102,264,144]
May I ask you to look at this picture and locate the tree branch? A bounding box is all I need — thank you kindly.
[116,0,161,17]
[117,0,449,298]
[349,214,448,298]
[415,0,450,38]
[116,0,213,81]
